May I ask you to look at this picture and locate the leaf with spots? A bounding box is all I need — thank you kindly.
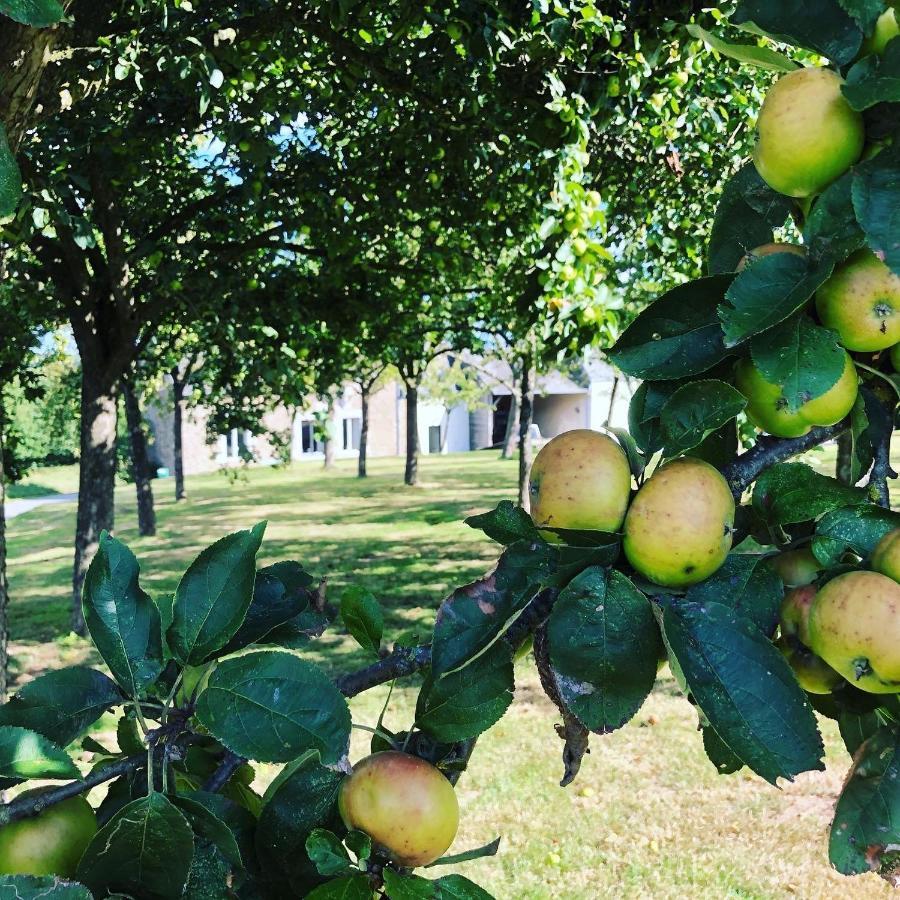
[852,141,900,276]
[0,876,93,897]
[464,501,539,545]
[752,463,866,526]
[0,0,64,25]
[659,379,747,456]
[0,124,22,217]
[812,503,900,565]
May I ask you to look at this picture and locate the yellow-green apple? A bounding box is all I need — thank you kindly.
[736,242,805,272]
[529,429,632,534]
[808,570,900,693]
[780,583,819,647]
[870,529,900,582]
[860,7,899,55]
[777,639,844,694]
[338,751,459,867]
[752,67,864,198]
[622,457,734,588]
[816,249,900,352]
[0,793,96,877]
[735,352,858,438]
[771,548,822,588]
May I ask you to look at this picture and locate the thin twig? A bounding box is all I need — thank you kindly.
[202,750,245,793]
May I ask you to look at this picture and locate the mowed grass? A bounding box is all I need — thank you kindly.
[5,451,898,899]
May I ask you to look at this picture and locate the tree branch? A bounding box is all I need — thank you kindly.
[202,750,245,793]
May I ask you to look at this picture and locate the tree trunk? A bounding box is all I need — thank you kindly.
[0,400,9,701]
[171,372,186,501]
[72,369,118,635]
[836,431,853,485]
[404,381,419,486]
[323,400,335,470]
[358,385,370,478]
[122,379,156,537]
[501,392,519,460]
[605,375,620,427]
[518,365,534,509]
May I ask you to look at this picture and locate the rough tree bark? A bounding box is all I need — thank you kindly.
[358,383,370,478]
[122,378,156,537]
[404,380,420,486]
[170,369,187,502]
[501,391,519,460]
[518,363,534,508]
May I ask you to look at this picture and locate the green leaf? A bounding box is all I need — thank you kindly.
[0,0,64,26]
[752,463,866,525]
[344,830,371,862]
[305,875,373,899]
[168,522,266,666]
[182,839,231,900]
[749,316,846,413]
[0,876,92,898]
[802,172,865,265]
[707,163,795,275]
[702,725,744,775]
[0,726,80,780]
[732,0,862,64]
[663,600,824,784]
[659,380,746,456]
[837,708,885,756]
[852,140,900,276]
[844,38,900,109]
[196,650,351,764]
[627,381,681,455]
[171,795,244,869]
[686,554,783,637]
[464,501,539,545]
[433,874,494,899]
[0,124,22,218]
[179,790,256,876]
[546,568,662,733]
[845,390,874,487]
[686,24,799,71]
[684,421,739,469]
[426,837,501,867]
[829,728,900,875]
[838,0,887,32]
[0,666,121,746]
[430,540,555,677]
[77,793,194,899]
[608,276,734,380]
[608,428,646,479]
[306,828,353,878]
[340,586,384,655]
[256,755,345,890]
[416,643,514,742]
[719,253,834,346]
[82,532,164,696]
[382,870,433,899]
[812,502,900,564]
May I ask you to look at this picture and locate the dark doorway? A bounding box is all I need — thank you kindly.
[492,394,512,445]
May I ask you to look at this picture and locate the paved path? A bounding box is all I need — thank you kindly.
[6,493,78,520]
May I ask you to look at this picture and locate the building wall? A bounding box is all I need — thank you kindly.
[532,393,588,439]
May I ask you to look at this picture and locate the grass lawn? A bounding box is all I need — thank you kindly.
[7,462,81,498]
[5,451,897,898]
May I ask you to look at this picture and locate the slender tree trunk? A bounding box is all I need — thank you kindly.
[0,400,9,700]
[358,385,370,478]
[323,399,336,470]
[518,364,534,509]
[72,368,118,635]
[171,371,186,501]
[605,375,620,427]
[501,391,519,460]
[122,379,156,537]
[836,432,853,485]
[404,381,419,486]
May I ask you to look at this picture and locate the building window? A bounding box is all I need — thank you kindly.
[428,425,442,454]
[343,417,362,451]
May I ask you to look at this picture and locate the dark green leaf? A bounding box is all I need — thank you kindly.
[180,791,257,877]
[838,0,888,32]
[546,568,662,733]
[843,35,900,109]
[172,795,244,869]
[684,421,739,468]
[702,726,744,774]
[749,316,846,413]
[719,253,834,346]
[846,390,874,486]
[608,428,646,479]
[812,502,900,564]
[732,0,862,64]
[344,830,371,862]
[659,379,746,456]
[627,381,680,455]
[686,554,784,637]
[608,276,734,380]
[340,586,384,655]
[416,643,514,742]
[116,716,143,755]
[852,141,900,275]
[255,755,344,890]
[306,829,353,878]
[433,875,494,899]
[752,463,866,525]
[685,24,799,71]
[0,666,121,746]
[382,870,433,900]
[430,540,555,677]
[464,501,539,545]
[829,728,900,874]
[0,124,22,217]
[305,875,374,899]
[168,522,266,666]
[707,164,795,275]
[426,837,501,867]
[82,532,164,696]
[77,793,194,900]
[837,708,885,756]
[0,726,80,780]
[182,839,231,900]
[802,172,865,265]
[663,600,824,784]
[0,876,92,898]
[196,650,351,764]
[0,0,64,26]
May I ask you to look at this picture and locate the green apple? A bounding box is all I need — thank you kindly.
[752,67,864,198]
[860,7,899,56]
[529,429,632,535]
[338,751,459,867]
[870,529,900,582]
[0,792,96,877]
[622,457,734,588]
[771,549,822,589]
[808,570,900,693]
[735,352,858,438]
[777,639,844,694]
[736,242,805,272]
[816,249,900,352]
